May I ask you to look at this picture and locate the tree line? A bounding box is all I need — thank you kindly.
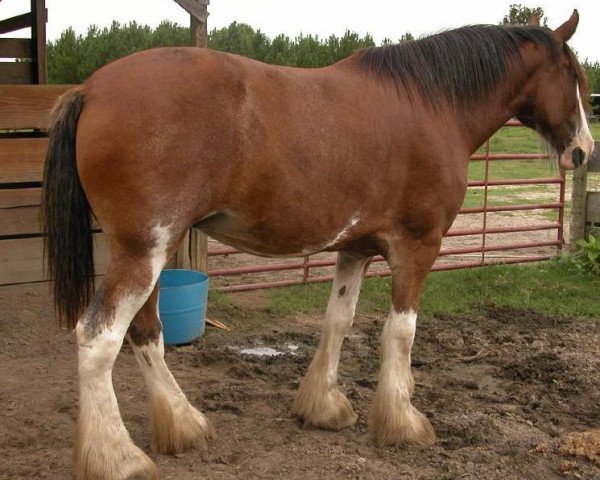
[47,12,600,94]
[47,21,378,84]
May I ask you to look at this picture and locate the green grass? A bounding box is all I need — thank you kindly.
[591,122,600,140]
[461,184,556,209]
[263,260,600,319]
[477,126,542,154]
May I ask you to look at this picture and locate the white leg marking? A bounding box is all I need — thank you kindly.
[369,309,435,446]
[75,225,171,479]
[292,254,369,430]
[379,309,417,396]
[129,332,214,453]
[76,294,158,480]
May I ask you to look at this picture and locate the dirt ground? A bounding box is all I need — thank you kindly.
[1,282,599,480]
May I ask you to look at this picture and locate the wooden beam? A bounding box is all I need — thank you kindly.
[31,0,47,83]
[0,38,33,59]
[174,0,209,23]
[0,13,32,35]
[0,85,74,129]
[0,62,33,84]
[0,137,48,183]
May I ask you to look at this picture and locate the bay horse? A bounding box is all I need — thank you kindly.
[42,11,594,480]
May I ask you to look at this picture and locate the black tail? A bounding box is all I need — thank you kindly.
[42,87,92,330]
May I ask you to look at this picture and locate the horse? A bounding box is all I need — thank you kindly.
[42,10,594,480]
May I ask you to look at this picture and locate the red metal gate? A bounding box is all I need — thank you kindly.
[207,121,565,292]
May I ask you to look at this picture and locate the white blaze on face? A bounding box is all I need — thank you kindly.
[576,85,595,156]
[560,85,595,169]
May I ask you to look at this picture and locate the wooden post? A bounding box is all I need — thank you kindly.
[173,0,210,271]
[570,142,600,248]
[569,162,588,249]
[190,1,209,47]
[31,0,47,84]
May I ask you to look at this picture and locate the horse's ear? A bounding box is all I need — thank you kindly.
[528,14,540,27]
[554,9,579,42]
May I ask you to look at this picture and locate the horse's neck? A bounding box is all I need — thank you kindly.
[458,57,540,154]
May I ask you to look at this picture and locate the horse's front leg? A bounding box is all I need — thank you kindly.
[292,252,371,430]
[369,230,441,446]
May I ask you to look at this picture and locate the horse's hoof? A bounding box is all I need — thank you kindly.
[151,391,215,454]
[369,402,436,447]
[74,438,158,480]
[292,386,358,431]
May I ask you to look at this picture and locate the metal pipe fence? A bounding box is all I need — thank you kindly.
[206,121,565,292]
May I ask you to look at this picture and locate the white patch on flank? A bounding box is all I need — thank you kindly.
[150,224,172,281]
[324,213,361,249]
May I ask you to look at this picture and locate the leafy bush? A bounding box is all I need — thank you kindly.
[569,235,600,275]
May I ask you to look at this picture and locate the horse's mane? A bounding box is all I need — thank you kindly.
[357,24,572,108]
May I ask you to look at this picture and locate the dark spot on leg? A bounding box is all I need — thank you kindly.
[128,286,162,346]
[339,285,347,297]
[83,282,116,337]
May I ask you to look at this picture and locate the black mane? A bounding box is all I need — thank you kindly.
[357,25,561,108]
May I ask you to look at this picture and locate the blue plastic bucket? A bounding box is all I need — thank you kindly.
[158,269,209,345]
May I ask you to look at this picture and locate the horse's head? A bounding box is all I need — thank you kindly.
[516,10,594,170]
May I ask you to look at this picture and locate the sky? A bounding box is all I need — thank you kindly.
[1,0,599,62]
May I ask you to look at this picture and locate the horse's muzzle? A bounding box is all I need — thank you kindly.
[572,147,585,168]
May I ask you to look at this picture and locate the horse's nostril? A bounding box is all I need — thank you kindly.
[572,147,585,168]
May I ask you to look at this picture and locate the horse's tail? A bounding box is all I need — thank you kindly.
[42,87,93,330]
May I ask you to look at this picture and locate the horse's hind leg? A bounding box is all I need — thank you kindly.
[127,285,214,455]
[292,252,371,430]
[74,228,172,480]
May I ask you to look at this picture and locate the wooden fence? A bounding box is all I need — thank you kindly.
[0,84,112,284]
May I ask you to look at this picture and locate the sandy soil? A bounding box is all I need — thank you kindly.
[1,282,599,479]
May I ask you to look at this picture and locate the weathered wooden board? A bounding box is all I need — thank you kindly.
[0,84,74,130]
[0,38,33,58]
[0,233,110,285]
[0,62,33,85]
[0,202,101,237]
[0,187,41,209]
[586,191,600,224]
[0,13,32,35]
[0,205,40,237]
[0,137,48,183]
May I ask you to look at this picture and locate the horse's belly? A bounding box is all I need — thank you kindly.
[196,212,322,258]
